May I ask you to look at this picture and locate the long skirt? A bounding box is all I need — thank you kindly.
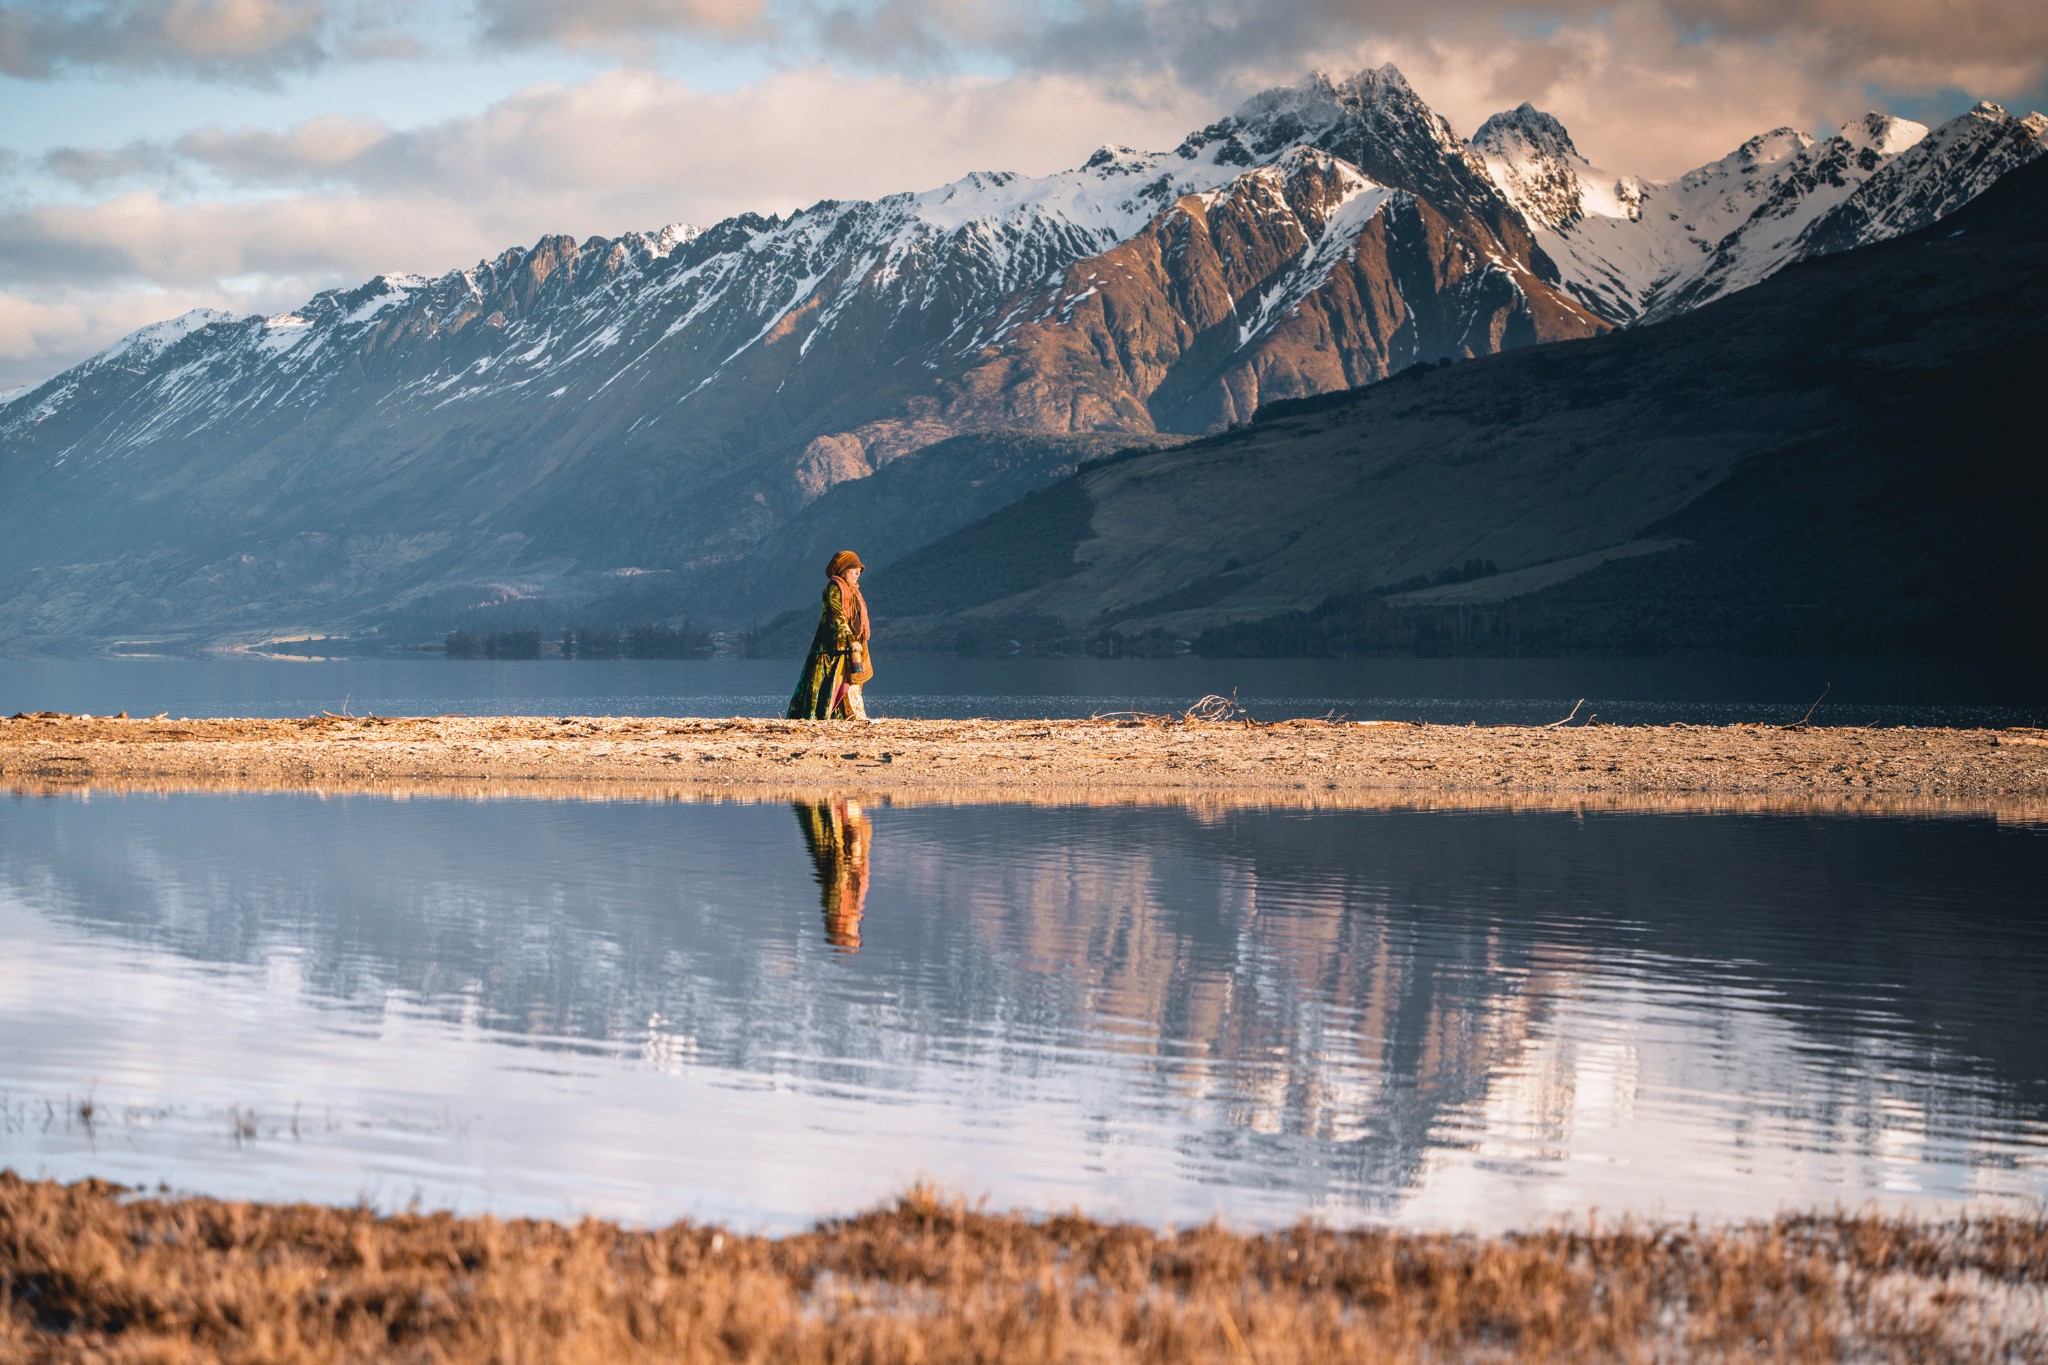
[787,643,866,719]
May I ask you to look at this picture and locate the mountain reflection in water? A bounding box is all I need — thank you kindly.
[0,793,2043,1231]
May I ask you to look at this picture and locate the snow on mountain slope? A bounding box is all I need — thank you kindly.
[1475,96,2044,325]
[1641,113,1934,318]
[0,306,243,430]
[1471,104,1647,231]
[88,307,244,368]
[1795,101,2048,257]
[1471,104,1656,321]
[1474,107,1931,321]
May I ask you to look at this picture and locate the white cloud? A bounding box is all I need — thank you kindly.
[2,0,335,82]
[476,0,767,47]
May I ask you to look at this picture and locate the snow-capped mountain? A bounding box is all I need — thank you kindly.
[0,66,2039,647]
[1796,101,2048,256]
[3,66,1581,483]
[1474,97,2047,323]
[869,152,2048,658]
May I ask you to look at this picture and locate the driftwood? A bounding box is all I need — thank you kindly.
[1780,684,1832,730]
[1092,693,1254,728]
[1544,699,1587,729]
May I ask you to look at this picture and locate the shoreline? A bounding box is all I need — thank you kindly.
[5,1174,2043,1362]
[2,713,2044,815]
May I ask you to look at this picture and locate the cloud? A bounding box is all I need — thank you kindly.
[0,0,415,82]
[173,113,389,180]
[777,0,2040,178]
[21,66,1210,217]
[0,190,490,289]
[476,0,766,48]
[1661,0,2048,89]
[39,142,184,191]
[888,0,2046,91]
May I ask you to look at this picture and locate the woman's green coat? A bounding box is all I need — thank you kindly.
[787,580,863,719]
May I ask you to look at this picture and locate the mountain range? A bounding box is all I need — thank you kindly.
[0,67,2041,651]
[869,152,2048,661]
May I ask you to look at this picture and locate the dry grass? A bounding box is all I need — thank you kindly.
[4,1175,2045,1363]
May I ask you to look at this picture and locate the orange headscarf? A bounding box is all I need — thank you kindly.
[826,551,869,645]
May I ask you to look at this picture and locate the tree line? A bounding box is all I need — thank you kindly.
[444,622,713,660]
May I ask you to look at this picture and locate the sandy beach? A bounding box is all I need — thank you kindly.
[2,711,2043,815]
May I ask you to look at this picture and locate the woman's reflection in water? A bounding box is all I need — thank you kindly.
[795,799,871,952]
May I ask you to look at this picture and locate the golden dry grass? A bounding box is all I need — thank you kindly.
[4,1174,2045,1363]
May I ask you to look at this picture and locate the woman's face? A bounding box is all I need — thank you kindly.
[848,566,862,584]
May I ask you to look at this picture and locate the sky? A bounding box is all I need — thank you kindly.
[1,0,2043,392]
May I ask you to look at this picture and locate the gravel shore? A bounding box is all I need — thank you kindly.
[3,712,2044,815]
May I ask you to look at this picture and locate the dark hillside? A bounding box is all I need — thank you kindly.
[874,156,2048,660]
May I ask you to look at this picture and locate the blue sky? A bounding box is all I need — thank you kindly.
[0,0,2040,391]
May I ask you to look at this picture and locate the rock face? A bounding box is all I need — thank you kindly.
[0,67,2040,649]
[871,155,2048,660]
[1473,97,2048,324]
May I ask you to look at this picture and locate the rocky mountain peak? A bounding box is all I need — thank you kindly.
[1840,112,1928,156]
[1471,103,1609,230]
[1082,144,1150,173]
[1170,62,1535,252]
[1184,63,1461,166]
[1472,103,1580,162]
[1735,127,1813,164]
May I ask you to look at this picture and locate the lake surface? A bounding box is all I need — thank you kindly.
[4,792,2044,1232]
[1,655,2041,727]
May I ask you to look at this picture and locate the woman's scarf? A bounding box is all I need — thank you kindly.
[830,573,870,645]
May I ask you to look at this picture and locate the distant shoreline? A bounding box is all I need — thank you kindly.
[6,1174,2044,1361]
[3,713,2043,816]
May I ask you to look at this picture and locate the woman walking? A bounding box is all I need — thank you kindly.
[787,550,873,720]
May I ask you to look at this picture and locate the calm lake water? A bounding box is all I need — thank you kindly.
[0,655,2042,727]
[4,792,2044,1232]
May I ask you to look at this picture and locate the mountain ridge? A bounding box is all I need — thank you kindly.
[1,69,2041,650]
[864,153,2048,660]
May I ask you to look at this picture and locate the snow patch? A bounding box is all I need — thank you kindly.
[255,313,317,355]
[87,308,239,368]
[1236,177,1397,348]
[339,275,425,327]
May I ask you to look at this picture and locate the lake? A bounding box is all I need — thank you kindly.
[4,791,2043,1232]
[0,655,2042,727]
